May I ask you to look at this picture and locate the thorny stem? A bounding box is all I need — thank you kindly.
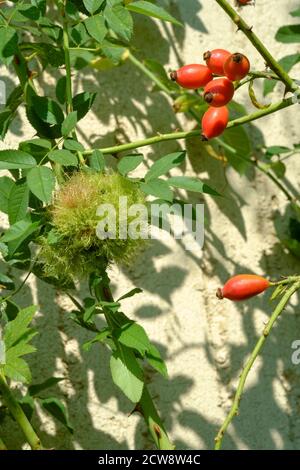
[94,281,174,450]
[214,279,300,450]
[61,1,73,115]
[83,97,295,155]
[215,0,296,91]
[0,373,43,450]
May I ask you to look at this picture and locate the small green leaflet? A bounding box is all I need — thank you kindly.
[8,179,29,224]
[83,0,105,14]
[64,139,85,152]
[117,154,143,176]
[0,176,14,214]
[2,305,37,383]
[73,92,97,121]
[126,1,182,27]
[31,96,64,126]
[1,219,40,243]
[88,149,105,171]
[117,287,143,301]
[27,166,55,203]
[110,344,144,402]
[145,151,186,182]
[115,321,151,356]
[49,149,78,166]
[275,25,300,43]
[167,176,220,196]
[145,343,168,378]
[82,327,111,351]
[0,150,36,170]
[0,27,18,64]
[84,14,107,43]
[141,179,173,202]
[61,111,78,137]
[104,4,133,42]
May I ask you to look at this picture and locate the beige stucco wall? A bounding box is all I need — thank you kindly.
[1,0,300,450]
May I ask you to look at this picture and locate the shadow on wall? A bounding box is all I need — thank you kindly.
[2,0,300,451]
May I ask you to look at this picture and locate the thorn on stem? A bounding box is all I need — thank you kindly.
[153,424,162,438]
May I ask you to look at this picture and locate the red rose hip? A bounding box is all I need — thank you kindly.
[203,49,231,76]
[201,106,229,140]
[170,64,213,89]
[216,274,270,301]
[204,78,234,107]
[224,53,250,81]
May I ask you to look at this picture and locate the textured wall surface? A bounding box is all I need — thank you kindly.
[1,0,300,450]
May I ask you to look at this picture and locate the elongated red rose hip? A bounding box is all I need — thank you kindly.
[216,274,270,301]
[201,106,229,140]
[170,64,213,89]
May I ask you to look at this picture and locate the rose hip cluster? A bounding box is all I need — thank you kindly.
[170,49,250,140]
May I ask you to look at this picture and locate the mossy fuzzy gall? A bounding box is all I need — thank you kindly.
[39,171,147,280]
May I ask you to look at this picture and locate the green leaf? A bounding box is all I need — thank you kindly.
[0,150,36,170]
[126,0,182,26]
[84,14,107,43]
[28,377,65,397]
[40,398,73,434]
[140,179,173,202]
[82,327,110,351]
[115,321,151,355]
[61,111,78,137]
[265,145,291,156]
[8,179,29,224]
[0,176,14,214]
[101,38,127,63]
[110,344,144,402]
[145,151,185,182]
[117,154,143,176]
[83,0,105,14]
[88,149,105,171]
[73,92,97,121]
[117,287,143,301]
[275,24,300,43]
[145,344,168,378]
[167,176,220,196]
[49,149,78,166]
[31,96,64,125]
[0,26,18,64]
[27,166,55,203]
[20,138,52,150]
[272,161,286,179]
[3,357,32,383]
[104,4,133,41]
[26,106,62,139]
[64,139,85,152]
[3,305,36,350]
[1,220,40,246]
